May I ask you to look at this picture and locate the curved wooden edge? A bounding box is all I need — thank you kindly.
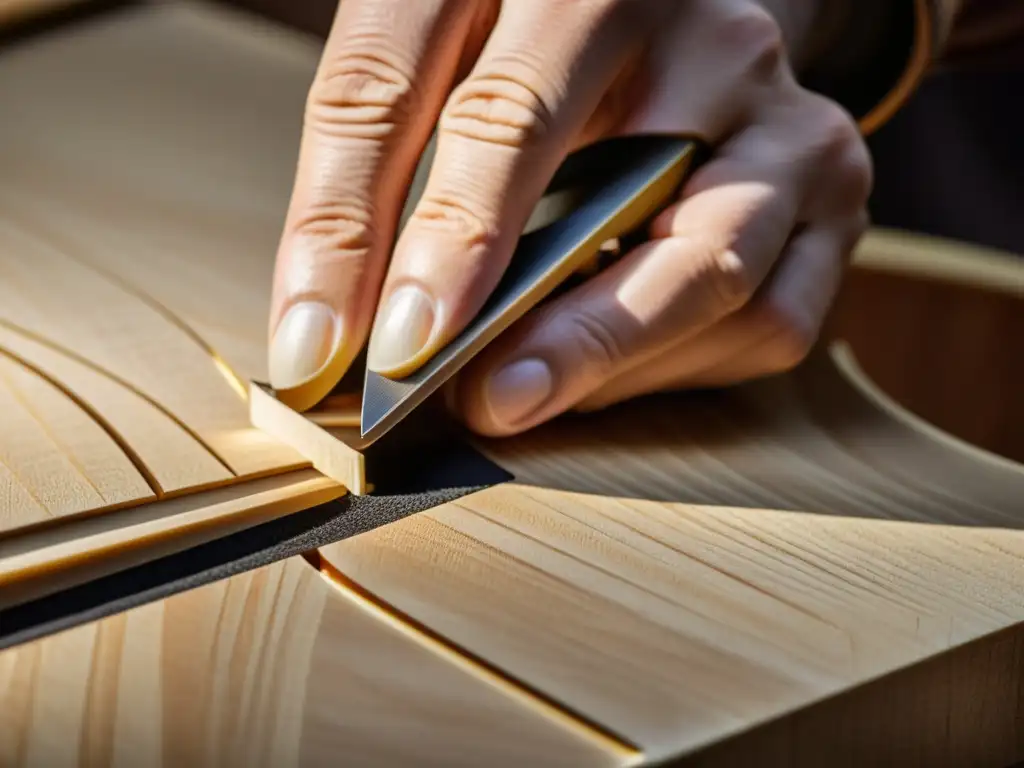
[858,0,935,136]
[310,227,1024,763]
[0,0,77,24]
[852,227,1024,297]
[827,341,1024,477]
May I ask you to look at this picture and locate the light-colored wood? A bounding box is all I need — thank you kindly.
[249,383,368,494]
[0,557,628,767]
[317,238,1024,764]
[0,0,317,383]
[0,1,339,588]
[0,0,323,539]
[0,352,153,528]
[0,324,233,500]
[3,3,1024,766]
[0,469,344,608]
[0,204,304,482]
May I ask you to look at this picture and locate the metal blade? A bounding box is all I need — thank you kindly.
[360,135,702,445]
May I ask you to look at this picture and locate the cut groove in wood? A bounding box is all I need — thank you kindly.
[0,556,627,768]
[0,219,303,479]
[0,323,237,497]
[0,342,162,498]
[7,209,255,403]
[308,551,643,763]
[0,318,237,480]
[0,355,154,527]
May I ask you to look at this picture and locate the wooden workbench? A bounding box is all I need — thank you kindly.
[1,3,1022,765]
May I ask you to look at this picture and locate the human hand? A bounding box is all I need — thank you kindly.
[267,0,872,435]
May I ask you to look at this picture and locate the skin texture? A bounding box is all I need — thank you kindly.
[268,0,872,436]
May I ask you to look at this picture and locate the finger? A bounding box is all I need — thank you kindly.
[451,163,802,436]
[268,0,484,409]
[575,217,863,410]
[365,0,666,378]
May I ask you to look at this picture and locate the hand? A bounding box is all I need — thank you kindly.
[267,0,872,435]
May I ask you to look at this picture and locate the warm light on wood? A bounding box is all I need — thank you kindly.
[0,3,1021,766]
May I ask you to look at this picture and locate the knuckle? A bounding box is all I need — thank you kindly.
[562,307,630,376]
[306,48,419,139]
[810,98,873,209]
[836,142,874,208]
[290,198,376,257]
[694,244,756,316]
[813,100,864,162]
[717,6,785,81]
[751,299,816,372]
[441,68,554,147]
[411,192,495,248]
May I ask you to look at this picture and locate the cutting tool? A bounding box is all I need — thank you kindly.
[253,133,705,476]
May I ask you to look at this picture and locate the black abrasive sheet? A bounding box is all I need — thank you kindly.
[0,439,511,651]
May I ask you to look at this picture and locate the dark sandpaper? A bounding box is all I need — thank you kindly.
[0,439,511,651]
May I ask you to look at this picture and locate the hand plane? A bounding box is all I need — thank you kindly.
[250,133,703,493]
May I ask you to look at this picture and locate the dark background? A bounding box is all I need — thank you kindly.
[867,64,1024,258]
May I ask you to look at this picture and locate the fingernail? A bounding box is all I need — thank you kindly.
[269,301,341,389]
[368,285,436,373]
[485,357,553,429]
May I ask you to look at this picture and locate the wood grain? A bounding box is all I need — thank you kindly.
[2,3,1023,765]
[0,325,234,496]
[0,469,344,608]
[0,0,317,382]
[0,210,302,481]
[320,257,1024,763]
[0,557,627,767]
[0,0,320,537]
[0,352,153,529]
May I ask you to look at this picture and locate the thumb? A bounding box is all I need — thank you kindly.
[365,0,657,378]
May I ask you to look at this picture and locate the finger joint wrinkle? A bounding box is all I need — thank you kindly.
[291,201,377,255]
[442,73,555,147]
[564,308,629,375]
[307,49,420,138]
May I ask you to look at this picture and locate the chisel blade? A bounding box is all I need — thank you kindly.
[359,134,702,446]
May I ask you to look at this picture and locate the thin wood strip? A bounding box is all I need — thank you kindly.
[0,470,343,603]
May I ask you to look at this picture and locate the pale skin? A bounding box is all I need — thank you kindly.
[267,0,872,436]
